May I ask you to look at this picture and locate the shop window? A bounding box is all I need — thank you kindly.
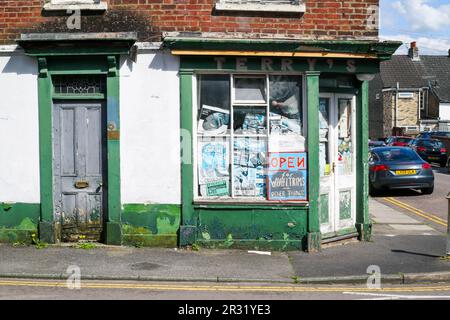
[214,0,306,13]
[196,74,305,201]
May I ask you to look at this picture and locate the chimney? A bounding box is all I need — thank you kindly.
[408,42,420,61]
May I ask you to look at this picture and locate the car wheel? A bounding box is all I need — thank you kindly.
[369,183,380,197]
[440,161,447,168]
[421,185,434,195]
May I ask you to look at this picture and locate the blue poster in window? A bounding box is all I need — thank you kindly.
[267,152,308,201]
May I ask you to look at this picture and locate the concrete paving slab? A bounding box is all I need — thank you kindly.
[390,224,435,231]
[370,199,419,224]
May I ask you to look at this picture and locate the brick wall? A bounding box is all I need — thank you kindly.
[0,0,379,44]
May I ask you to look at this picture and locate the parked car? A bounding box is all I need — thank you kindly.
[369,147,434,196]
[385,136,414,147]
[369,140,386,150]
[417,131,450,140]
[409,139,448,167]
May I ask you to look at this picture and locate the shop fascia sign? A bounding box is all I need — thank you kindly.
[212,57,359,73]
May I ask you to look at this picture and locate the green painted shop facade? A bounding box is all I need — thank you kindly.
[0,34,400,251]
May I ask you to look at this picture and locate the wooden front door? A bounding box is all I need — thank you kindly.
[53,102,106,242]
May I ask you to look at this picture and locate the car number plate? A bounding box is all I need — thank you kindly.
[395,170,417,175]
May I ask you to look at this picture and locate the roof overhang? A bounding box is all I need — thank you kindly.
[17,32,137,56]
[163,37,402,61]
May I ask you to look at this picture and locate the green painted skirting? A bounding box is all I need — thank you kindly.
[0,202,39,244]
[196,239,304,251]
[0,203,40,228]
[121,203,181,247]
[122,234,178,248]
[196,207,308,250]
[0,229,36,244]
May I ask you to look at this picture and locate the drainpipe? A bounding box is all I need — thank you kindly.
[395,82,399,132]
[447,192,450,258]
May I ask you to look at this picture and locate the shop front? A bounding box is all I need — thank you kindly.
[167,38,400,251]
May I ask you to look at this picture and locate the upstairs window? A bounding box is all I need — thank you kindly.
[215,0,306,13]
[44,0,107,11]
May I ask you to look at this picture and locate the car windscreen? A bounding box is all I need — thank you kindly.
[419,140,444,148]
[396,138,412,143]
[375,149,420,162]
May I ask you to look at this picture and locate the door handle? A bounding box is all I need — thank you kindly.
[95,182,103,193]
[332,162,336,174]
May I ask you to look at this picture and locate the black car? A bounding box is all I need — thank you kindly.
[369,147,434,196]
[409,139,448,167]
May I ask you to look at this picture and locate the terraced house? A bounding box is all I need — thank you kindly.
[0,0,400,251]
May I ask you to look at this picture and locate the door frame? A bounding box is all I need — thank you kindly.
[36,56,122,244]
[319,93,357,235]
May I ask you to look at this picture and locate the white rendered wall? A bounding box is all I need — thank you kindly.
[439,103,450,121]
[0,53,40,203]
[120,50,181,205]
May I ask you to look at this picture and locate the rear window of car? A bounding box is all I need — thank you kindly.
[419,140,445,148]
[375,148,419,162]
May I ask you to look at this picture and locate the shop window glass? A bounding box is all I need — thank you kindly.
[196,74,304,201]
[319,98,331,177]
[337,98,353,175]
[234,77,266,104]
[198,75,231,136]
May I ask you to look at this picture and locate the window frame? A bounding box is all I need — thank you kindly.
[44,0,107,11]
[193,71,307,204]
[214,0,306,14]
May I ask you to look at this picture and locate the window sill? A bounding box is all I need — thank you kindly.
[214,2,305,13]
[43,1,107,11]
[194,200,309,209]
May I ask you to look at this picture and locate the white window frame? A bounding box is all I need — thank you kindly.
[398,92,414,99]
[193,71,306,203]
[214,0,306,13]
[44,0,107,11]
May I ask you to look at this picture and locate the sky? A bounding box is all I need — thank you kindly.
[380,0,450,55]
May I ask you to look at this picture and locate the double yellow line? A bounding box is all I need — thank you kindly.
[383,197,448,227]
[1,279,450,293]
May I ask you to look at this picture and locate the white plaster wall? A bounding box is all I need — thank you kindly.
[439,103,450,121]
[120,50,181,205]
[0,53,40,203]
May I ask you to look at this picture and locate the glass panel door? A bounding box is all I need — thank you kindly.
[334,95,357,231]
[319,95,334,234]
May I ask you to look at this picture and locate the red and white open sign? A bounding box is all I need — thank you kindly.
[268,152,307,172]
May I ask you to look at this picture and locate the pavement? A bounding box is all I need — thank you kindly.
[0,198,449,285]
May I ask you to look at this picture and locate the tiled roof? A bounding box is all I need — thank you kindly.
[378,55,450,103]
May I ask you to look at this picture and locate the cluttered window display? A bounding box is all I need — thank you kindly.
[196,73,308,202]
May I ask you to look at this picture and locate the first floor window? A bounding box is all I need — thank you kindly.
[195,73,305,201]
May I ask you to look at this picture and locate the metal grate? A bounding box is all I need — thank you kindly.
[52,75,106,95]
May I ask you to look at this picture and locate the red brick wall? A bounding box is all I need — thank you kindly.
[0,0,379,44]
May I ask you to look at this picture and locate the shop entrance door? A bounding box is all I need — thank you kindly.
[318,94,357,235]
[53,102,106,242]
